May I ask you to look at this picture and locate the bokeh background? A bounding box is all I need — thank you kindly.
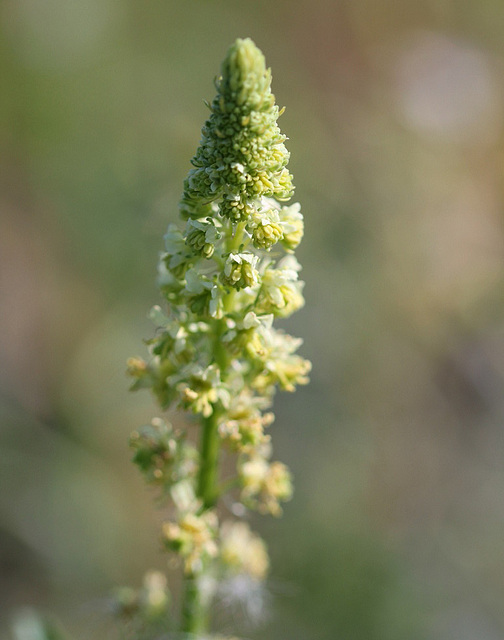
[2,1,504,638]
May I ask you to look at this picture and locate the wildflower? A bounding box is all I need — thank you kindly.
[185,269,224,318]
[126,356,148,380]
[218,412,272,453]
[252,330,312,393]
[256,255,305,317]
[279,202,304,251]
[140,571,171,618]
[129,418,198,487]
[221,253,259,290]
[127,38,310,635]
[185,218,221,258]
[248,206,283,250]
[163,511,218,574]
[239,455,292,516]
[112,570,170,621]
[177,364,229,417]
[220,521,269,580]
[221,312,274,360]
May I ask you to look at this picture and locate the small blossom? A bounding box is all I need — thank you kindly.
[239,456,292,516]
[129,418,198,487]
[218,412,272,453]
[163,511,218,574]
[140,571,170,618]
[177,364,229,417]
[220,521,269,580]
[112,570,170,621]
[185,218,221,258]
[185,269,224,318]
[221,312,274,359]
[163,224,193,277]
[252,330,311,393]
[217,383,273,452]
[170,479,199,512]
[256,255,305,317]
[126,356,148,379]
[279,202,304,251]
[248,207,283,250]
[221,252,259,290]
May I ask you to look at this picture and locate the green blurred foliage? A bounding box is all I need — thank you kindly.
[2,1,504,639]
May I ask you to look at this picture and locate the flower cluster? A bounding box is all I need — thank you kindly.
[130,418,198,489]
[113,571,170,621]
[126,38,310,636]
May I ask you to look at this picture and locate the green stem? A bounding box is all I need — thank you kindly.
[181,411,220,635]
[223,220,247,314]
[197,410,221,509]
[181,573,207,635]
[230,220,247,251]
[181,221,243,634]
[182,322,227,634]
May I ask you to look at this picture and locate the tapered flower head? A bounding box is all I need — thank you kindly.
[127,38,310,637]
[182,38,294,221]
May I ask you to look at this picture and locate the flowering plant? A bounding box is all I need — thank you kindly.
[124,37,310,638]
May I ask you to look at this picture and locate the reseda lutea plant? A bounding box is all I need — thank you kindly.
[126,38,310,638]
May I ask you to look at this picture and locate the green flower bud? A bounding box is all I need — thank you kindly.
[185,218,221,258]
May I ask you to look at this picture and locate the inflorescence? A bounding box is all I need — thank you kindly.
[124,37,310,637]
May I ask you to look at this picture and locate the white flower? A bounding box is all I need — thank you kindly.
[185,218,221,257]
[220,521,269,579]
[279,202,304,251]
[252,328,311,393]
[257,255,305,317]
[163,510,218,574]
[240,455,293,516]
[185,269,223,318]
[164,223,186,254]
[221,253,260,289]
[248,204,283,250]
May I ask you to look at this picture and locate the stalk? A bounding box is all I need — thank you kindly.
[181,572,207,635]
[124,37,310,639]
[183,317,227,633]
[197,411,221,509]
[181,411,221,633]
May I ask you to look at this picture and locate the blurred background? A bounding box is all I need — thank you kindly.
[2,1,504,638]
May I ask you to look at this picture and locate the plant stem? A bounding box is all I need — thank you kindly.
[181,573,207,635]
[181,221,244,634]
[198,410,221,509]
[230,220,247,251]
[182,365,223,633]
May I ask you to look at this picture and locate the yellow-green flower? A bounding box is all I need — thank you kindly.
[127,37,310,635]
